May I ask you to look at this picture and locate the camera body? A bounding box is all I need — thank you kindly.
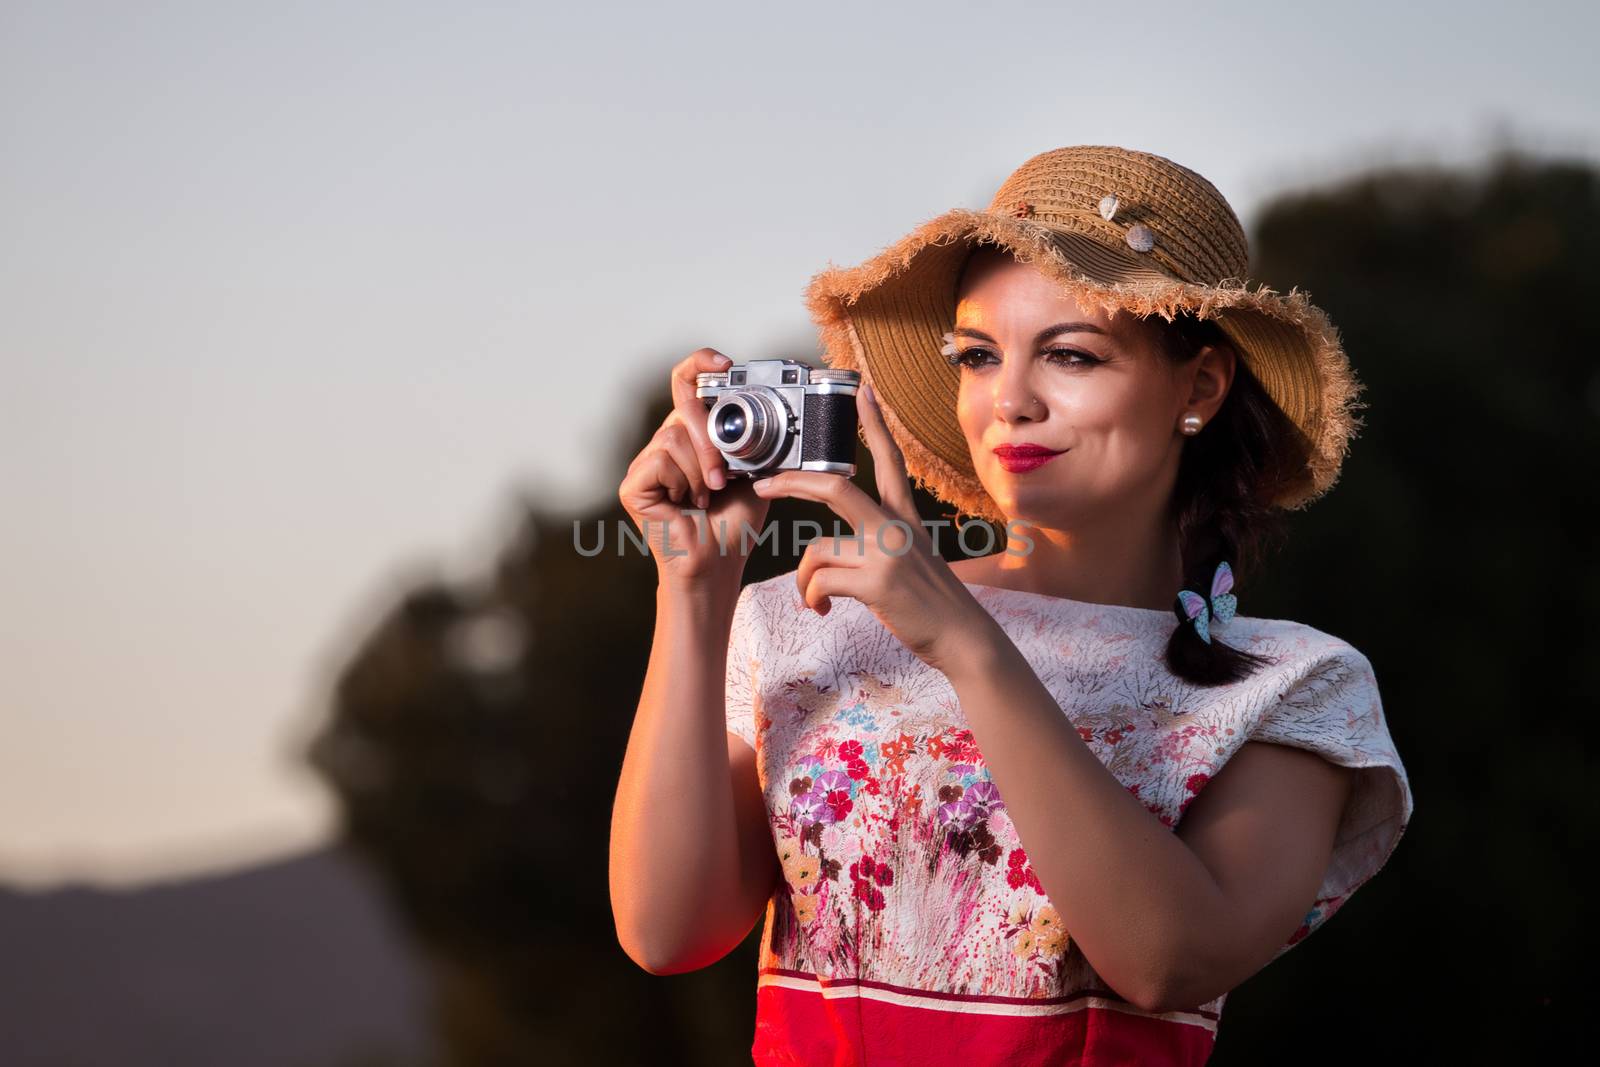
[695,359,861,477]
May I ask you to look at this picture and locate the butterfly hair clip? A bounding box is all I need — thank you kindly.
[1175,561,1238,645]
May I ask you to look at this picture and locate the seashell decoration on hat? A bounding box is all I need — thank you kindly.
[1096,190,1155,252]
[1124,223,1156,252]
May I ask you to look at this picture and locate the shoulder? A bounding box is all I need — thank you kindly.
[1180,616,1386,752]
[1236,619,1397,779]
[1235,615,1380,694]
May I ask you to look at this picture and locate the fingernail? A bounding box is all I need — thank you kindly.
[708,468,725,490]
[714,353,732,365]
[753,477,773,491]
[865,384,876,405]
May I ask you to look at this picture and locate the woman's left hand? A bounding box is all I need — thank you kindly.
[751,382,999,677]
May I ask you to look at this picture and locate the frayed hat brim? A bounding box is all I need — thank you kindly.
[803,208,1367,524]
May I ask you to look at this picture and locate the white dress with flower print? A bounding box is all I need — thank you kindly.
[721,571,1413,1066]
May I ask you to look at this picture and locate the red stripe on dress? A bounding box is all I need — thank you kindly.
[749,980,1217,1066]
[758,966,1221,1020]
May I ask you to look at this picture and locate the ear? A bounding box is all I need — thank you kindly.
[1183,342,1237,423]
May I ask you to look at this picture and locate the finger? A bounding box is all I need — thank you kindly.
[858,383,920,528]
[648,450,693,507]
[654,422,709,509]
[670,348,734,492]
[619,447,691,515]
[796,545,866,616]
[797,536,868,613]
[751,469,881,532]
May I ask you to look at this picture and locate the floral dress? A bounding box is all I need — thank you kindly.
[723,572,1413,1066]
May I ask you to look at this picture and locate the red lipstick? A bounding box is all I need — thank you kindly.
[993,444,1066,474]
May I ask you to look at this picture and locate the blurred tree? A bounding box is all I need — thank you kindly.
[1207,147,1592,1063]
[305,147,1590,1065]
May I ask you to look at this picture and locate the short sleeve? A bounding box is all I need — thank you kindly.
[1247,644,1414,960]
[724,582,763,752]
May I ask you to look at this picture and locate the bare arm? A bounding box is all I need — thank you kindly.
[1161,737,1354,1008]
[609,579,781,974]
[942,625,1353,1013]
[609,347,781,974]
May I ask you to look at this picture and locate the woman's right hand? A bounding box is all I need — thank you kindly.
[618,348,772,588]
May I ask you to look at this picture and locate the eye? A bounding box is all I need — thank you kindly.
[946,346,1103,370]
[1045,347,1103,368]
[946,347,996,370]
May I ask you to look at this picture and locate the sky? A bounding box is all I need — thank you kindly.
[2,0,1596,890]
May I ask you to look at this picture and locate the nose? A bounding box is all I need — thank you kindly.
[993,360,1043,422]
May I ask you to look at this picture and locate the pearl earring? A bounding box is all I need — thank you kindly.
[1180,412,1204,436]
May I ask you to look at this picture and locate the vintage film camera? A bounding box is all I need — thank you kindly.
[695,359,861,477]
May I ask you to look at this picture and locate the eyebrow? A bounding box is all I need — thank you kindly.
[953,322,1108,345]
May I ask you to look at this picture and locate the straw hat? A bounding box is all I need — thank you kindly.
[802,144,1366,525]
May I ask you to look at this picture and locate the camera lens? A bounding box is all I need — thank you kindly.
[714,406,746,445]
[706,389,788,466]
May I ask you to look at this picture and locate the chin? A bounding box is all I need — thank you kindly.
[980,479,1076,528]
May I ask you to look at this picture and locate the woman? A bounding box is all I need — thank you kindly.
[609,145,1413,1065]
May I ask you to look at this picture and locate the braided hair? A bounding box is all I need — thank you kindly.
[1150,311,1305,686]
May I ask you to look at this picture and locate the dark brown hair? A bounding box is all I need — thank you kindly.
[1146,311,1306,685]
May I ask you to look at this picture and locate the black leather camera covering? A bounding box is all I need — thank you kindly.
[800,390,858,466]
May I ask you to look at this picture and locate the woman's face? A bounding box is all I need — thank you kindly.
[952,246,1231,529]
